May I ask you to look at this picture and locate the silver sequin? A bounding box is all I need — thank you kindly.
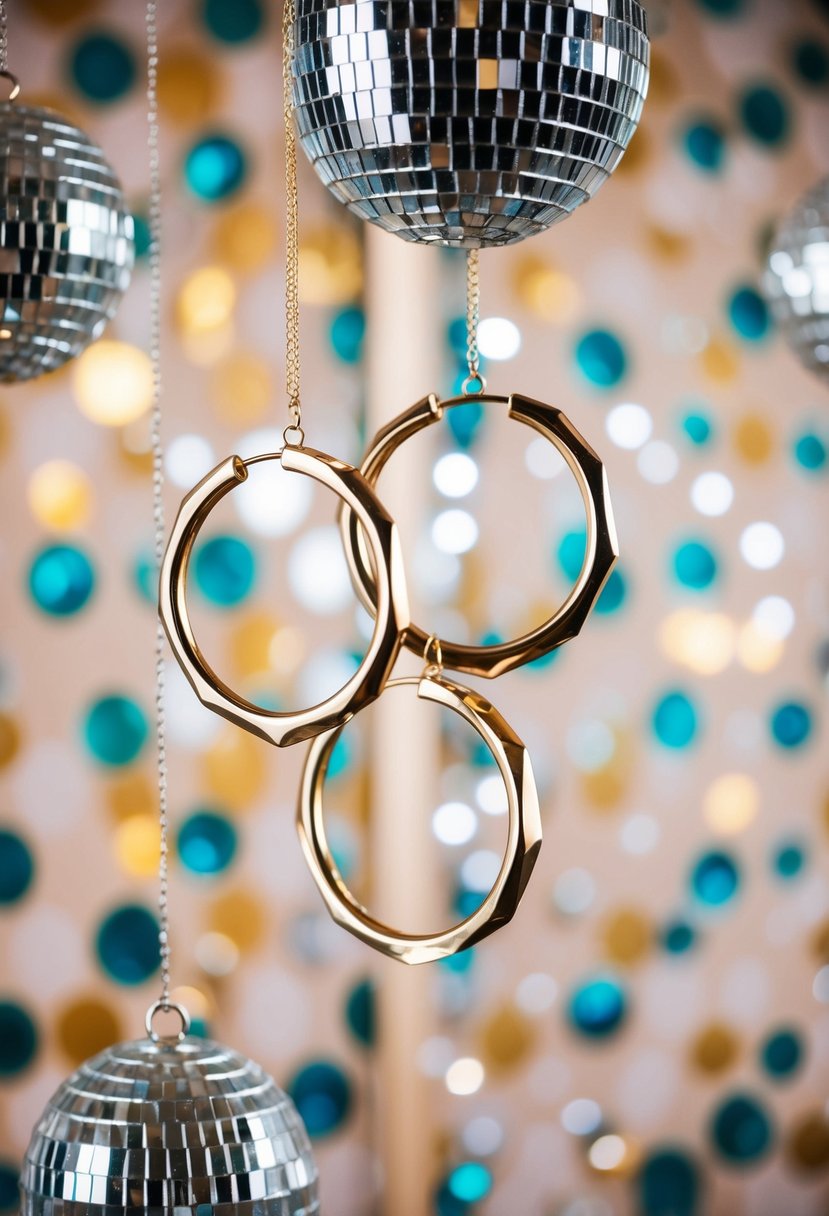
[292,0,650,247]
[20,1036,320,1215]
[766,174,829,383]
[0,104,134,383]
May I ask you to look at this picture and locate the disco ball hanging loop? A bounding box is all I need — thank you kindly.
[20,1030,320,1216]
[292,0,650,247]
[765,174,829,384]
[0,98,134,382]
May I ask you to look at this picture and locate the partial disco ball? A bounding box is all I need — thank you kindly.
[766,175,829,383]
[20,1035,320,1214]
[292,0,650,248]
[0,103,134,383]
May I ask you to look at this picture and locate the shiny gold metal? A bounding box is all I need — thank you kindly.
[297,673,542,965]
[160,446,410,747]
[341,391,619,678]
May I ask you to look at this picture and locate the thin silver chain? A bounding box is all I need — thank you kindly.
[466,248,480,381]
[0,0,9,75]
[146,0,172,1008]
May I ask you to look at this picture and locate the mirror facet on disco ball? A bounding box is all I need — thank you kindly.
[20,1036,320,1214]
[766,175,829,383]
[292,0,650,248]
[0,104,134,383]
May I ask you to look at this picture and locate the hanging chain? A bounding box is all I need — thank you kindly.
[463,248,486,394]
[282,0,303,439]
[0,0,8,75]
[146,0,172,1010]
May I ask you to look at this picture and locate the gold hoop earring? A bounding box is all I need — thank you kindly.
[296,672,542,964]
[160,443,410,748]
[340,392,618,678]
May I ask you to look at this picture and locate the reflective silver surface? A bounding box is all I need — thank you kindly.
[292,0,650,247]
[21,1036,320,1215]
[0,104,134,383]
[766,174,829,382]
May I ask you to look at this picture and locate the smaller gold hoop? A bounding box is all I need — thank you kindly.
[297,674,542,965]
[145,1000,191,1044]
[0,71,21,103]
[160,446,410,748]
[340,392,619,679]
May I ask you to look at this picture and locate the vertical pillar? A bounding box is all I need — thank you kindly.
[365,227,442,1216]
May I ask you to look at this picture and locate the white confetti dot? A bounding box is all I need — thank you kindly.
[606,403,653,450]
[433,452,479,498]
[740,522,785,571]
[432,509,479,555]
[478,316,521,360]
[690,471,734,516]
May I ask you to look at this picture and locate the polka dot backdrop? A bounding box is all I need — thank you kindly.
[0,2,828,1215]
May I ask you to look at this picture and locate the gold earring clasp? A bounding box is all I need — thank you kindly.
[160,446,410,747]
[297,672,542,965]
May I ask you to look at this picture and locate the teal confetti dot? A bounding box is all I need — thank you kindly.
[683,120,726,171]
[83,694,148,767]
[575,329,628,388]
[769,700,812,749]
[330,306,365,363]
[435,1183,468,1216]
[133,549,156,603]
[696,0,744,14]
[728,286,771,341]
[448,400,485,449]
[793,38,829,84]
[568,975,627,1039]
[454,885,485,919]
[69,31,136,103]
[710,1093,773,1163]
[0,1001,38,1077]
[772,840,806,880]
[0,1161,18,1213]
[681,410,714,447]
[596,567,628,615]
[194,535,256,607]
[794,431,827,471]
[202,0,264,42]
[327,733,353,780]
[739,84,791,147]
[0,829,34,905]
[760,1028,803,1080]
[527,645,561,671]
[691,851,740,907]
[184,134,247,201]
[131,211,152,260]
[663,921,697,954]
[672,539,719,590]
[345,979,375,1047]
[556,533,626,612]
[177,809,237,876]
[652,691,699,749]
[637,1148,702,1216]
[447,316,468,356]
[448,1162,493,1204]
[287,1060,353,1138]
[96,904,160,985]
[28,544,95,617]
[440,947,476,973]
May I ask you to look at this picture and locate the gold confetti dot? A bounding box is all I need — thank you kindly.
[479,1005,536,1073]
[512,254,581,322]
[211,351,273,425]
[647,52,680,105]
[158,46,224,124]
[203,727,266,810]
[230,613,281,680]
[105,772,156,822]
[786,1111,829,1173]
[114,814,160,878]
[57,997,122,1067]
[615,127,650,177]
[703,773,759,836]
[0,713,21,769]
[646,226,691,263]
[811,918,829,961]
[212,202,277,274]
[208,888,267,953]
[28,459,93,531]
[601,908,652,965]
[299,224,363,306]
[73,341,154,427]
[700,335,740,383]
[690,1023,740,1075]
[117,415,154,475]
[660,609,735,676]
[176,266,236,338]
[734,414,774,465]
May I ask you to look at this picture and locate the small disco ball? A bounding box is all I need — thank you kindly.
[0,103,134,383]
[766,174,829,384]
[20,1035,320,1214]
[292,0,650,247]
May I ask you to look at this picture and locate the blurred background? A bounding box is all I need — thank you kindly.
[0,0,828,1214]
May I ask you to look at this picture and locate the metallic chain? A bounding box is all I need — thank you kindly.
[0,0,9,75]
[282,0,302,433]
[466,248,480,381]
[146,0,172,1008]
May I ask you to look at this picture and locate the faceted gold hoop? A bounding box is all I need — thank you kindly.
[340,392,619,679]
[159,445,410,748]
[297,673,542,965]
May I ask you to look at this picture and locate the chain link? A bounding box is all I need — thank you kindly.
[0,0,9,75]
[146,0,172,1009]
[282,0,302,432]
[463,248,486,394]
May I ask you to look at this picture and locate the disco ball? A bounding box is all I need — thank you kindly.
[766,174,829,383]
[292,0,650,247]
[20,1035,320,1215]
[0,104,134,383]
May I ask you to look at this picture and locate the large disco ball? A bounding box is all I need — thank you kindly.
[766,175,829,384]
[292,0,650,247]
[0,104,134,383]
[20,1036,320,1214]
